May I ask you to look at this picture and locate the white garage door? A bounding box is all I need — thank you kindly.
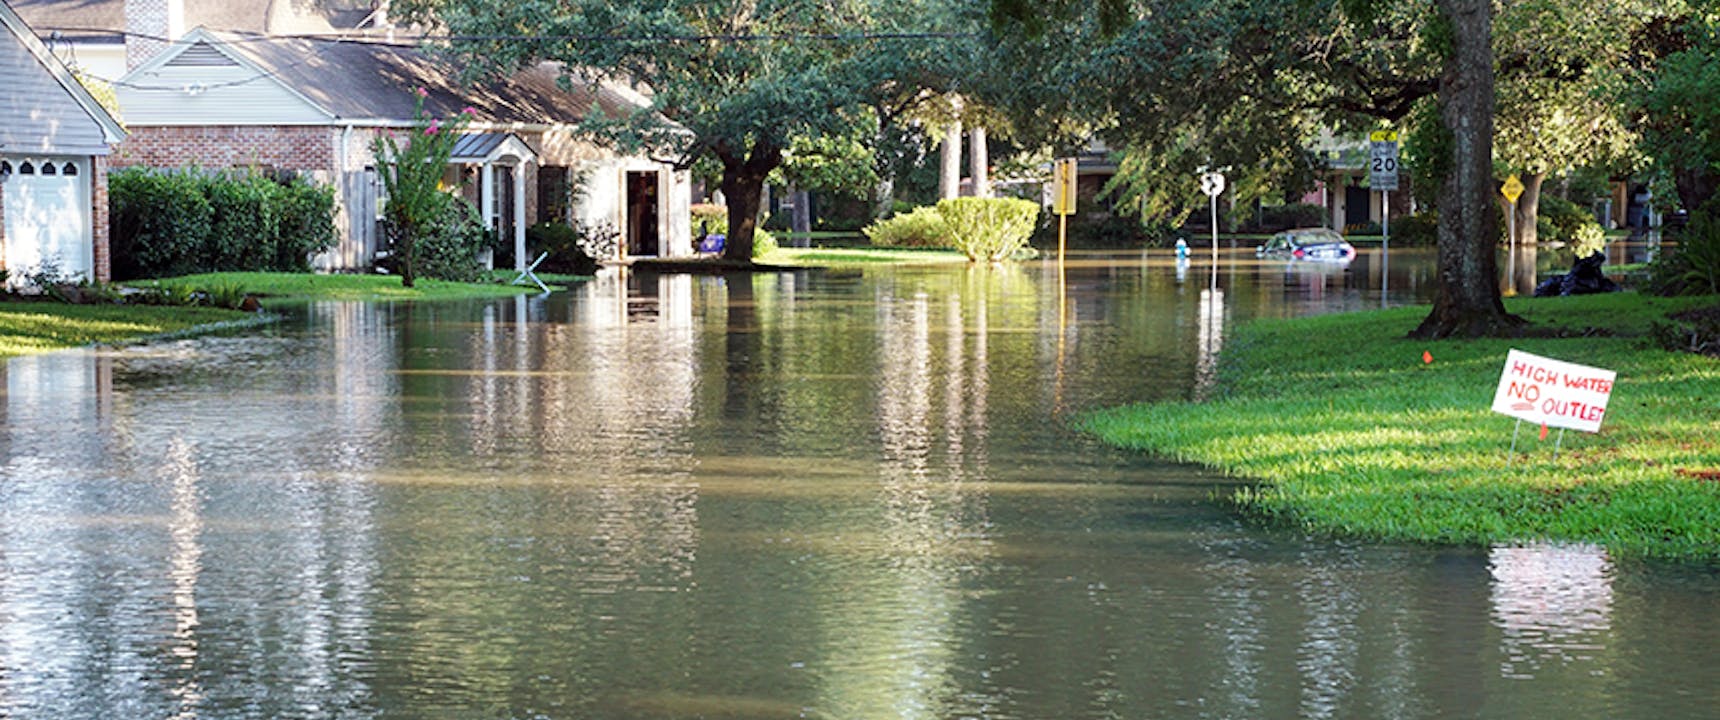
[3,157,92,287]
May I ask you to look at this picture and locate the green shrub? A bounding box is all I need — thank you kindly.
[1390,211,1439,246]
[525,221,600,275]
[687,202,776,258]
[110,168,213,280]
[404,200,488,283]
[271,177,337,272]
[754,228,779,257]
[863,205,949,248]
[1537,194,1600,243]
[936,197,1041,262]
[201,281,249,309]
[1648,201,1720,296]
[108,168,336,280]
[1251,202,1326,232]
[691,203,728,242]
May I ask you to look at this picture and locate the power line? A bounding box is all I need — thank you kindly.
[34,25,978,49]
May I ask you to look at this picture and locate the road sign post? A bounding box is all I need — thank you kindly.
[1501,174,1525,248]
[1370,131,1400,249]
[1199,170,1225,285]
[1053,158,1077,260]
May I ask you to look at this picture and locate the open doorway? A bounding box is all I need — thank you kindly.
[1344,184,1370,230]
[626,171,660,256]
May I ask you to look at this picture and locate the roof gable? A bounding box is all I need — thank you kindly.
[223,34,655,126]
[116,27,333,125]
[0,0,126,153]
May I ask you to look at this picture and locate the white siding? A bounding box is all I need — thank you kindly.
[117,49,328,125]
[0,29,110,155]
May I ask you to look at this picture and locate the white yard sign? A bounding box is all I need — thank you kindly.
[1490,349,1616,433]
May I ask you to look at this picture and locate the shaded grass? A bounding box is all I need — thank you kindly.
[759,247,971,266]
[148,272,562,301]
[1083,292,1720,561]
[0,303,255,358]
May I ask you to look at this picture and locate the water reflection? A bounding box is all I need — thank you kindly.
[1,252,1716,718]
[1490,544,1615,678]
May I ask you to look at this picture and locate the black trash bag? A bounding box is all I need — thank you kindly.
[1534,252,1620,297]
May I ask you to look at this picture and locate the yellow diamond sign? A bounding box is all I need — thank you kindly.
[1501,174,1525,204]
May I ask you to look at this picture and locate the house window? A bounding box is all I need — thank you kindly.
[18,162,34,175]
[0,161,10,175]
[62,163,77,176]
[41,163,56,176]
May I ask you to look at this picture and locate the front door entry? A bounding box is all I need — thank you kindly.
[626,171,660,257]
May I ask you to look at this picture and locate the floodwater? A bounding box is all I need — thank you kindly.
[2,245,1714,719]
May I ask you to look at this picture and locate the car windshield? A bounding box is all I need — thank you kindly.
[1290,228,1344,245]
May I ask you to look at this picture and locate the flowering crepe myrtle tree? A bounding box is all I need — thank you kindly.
[372,90,477,287]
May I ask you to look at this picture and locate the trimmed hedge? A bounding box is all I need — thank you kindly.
[937,197,1040,262]
[109,167,336,280]
[863,205,949,248]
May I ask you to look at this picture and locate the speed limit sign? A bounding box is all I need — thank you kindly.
[1369,130,1400,191]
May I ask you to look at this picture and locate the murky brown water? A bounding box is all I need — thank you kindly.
[2,247,1715,719]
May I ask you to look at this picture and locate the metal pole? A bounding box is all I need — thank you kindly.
[1506,199,1516,294]
[1382,190,1390,250]
[1058,212,1067,262]
[1210,193,1220,288]
[1554,428,1565,460]
[1509,419,1522,467]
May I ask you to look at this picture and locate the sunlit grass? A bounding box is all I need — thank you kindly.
[149,271,562,301]
[1083,292,1720,561]
[0,303,254,358]
[759,247,971,266]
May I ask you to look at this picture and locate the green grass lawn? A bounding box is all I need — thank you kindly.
[1083,292,1720,561]
[149,271,563,301]
[0,272,566,359]
[759,247,971,266]
[0,303,258,358]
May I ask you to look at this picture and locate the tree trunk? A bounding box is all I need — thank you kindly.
[872,177,894,219]
[1412,0,1522,339]
[718,139,783,263]
[1674,166,1719,215]
[969,126,990,198]
[1512,172,1545,246]
[940,120,963,200]
[790,187,811,244]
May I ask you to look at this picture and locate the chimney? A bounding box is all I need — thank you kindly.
[125,0,185,69]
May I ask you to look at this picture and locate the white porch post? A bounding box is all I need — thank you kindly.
[481,163,496,240]
[513,163,527,272]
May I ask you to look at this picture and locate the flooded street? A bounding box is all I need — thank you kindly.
[2,247,1716,718]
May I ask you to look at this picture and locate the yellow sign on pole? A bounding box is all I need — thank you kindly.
[1368,130,1399,143]
[1052,158,1078,216]
[1501,174,1525,204]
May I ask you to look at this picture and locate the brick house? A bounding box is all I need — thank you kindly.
[0,0,126,286]
[117,28,693,270]
[21,0,692,272]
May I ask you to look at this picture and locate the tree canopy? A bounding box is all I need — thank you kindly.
[394,0,979,261]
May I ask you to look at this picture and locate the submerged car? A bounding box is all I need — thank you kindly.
[1255,227,1356,261]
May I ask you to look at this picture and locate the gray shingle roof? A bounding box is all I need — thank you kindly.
[218,33,650,125]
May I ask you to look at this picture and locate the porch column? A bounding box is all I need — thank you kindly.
[513,163,527,272]
[481,164,496,239]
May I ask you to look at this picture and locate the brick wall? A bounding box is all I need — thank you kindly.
[112,126,338,173]
[92,155,110,283]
